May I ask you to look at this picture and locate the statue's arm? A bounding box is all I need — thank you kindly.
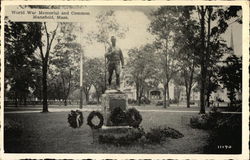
[105,47,111,58]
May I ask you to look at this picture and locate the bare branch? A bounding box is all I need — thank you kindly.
[38,43,44,61]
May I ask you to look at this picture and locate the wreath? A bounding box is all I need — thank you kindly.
[110,107,127,126]
[68,110,84,128]
[126,108,142,128]
[87,111,104,129]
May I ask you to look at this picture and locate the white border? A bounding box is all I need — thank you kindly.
[1,1,249,160]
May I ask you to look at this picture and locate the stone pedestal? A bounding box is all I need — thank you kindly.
[101,90,128,126]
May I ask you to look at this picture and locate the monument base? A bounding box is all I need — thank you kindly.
[101,90,128,126]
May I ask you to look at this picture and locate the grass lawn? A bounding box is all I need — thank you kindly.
[4,109,211,154]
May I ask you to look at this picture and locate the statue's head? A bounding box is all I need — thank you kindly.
[111,36,116,45]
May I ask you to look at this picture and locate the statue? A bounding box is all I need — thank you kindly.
[105,36,124,90]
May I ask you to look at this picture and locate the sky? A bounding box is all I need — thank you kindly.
[76,6,242,58]
[5,5,242,58]
[74,6,156,58]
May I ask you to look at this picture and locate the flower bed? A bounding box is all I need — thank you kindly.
[98,126,184,146]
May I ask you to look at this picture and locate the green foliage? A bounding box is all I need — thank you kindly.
[203,114,242,154]
[48,23,82,104]
[4,21,42,103]
[82,58,105,102]
[149,7,193,108]
[96,10,128,42]
[190,107,241,140]
[145,126,184,144]
[87,9,128,52]
[127,44,159,105]
[98,128,145,146]
[174,8,200,108]
[190,109,223,130]
[98,126,183,146]
[219,55,242,105]
[145,127,165,144]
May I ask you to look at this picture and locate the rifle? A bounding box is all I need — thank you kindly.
[104,41,111,91]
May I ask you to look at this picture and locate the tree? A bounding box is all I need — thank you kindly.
[174,7,199,108]
[82,58,92,103]
[149,6,182,108]
[219,55,242,106]
[196,6,242,113]
[205,41,229,108]
[91,10,128,89]
[49,23,82,106]
[127,44,159,105]
[4,21,41,106]
[81,58,105,103]
[91,58,105,103]
[36,22,59,112]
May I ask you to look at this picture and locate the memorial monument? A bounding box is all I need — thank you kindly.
[86,37,142,143]
[102,36,128,126]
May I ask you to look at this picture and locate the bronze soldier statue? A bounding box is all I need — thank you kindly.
[105,36,124,90]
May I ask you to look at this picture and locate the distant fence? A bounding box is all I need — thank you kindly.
[4,100,103,106]
[4,100,81,106]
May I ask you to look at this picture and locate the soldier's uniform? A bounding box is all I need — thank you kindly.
[105,46,124,88]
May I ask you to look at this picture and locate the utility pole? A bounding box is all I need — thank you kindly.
[80,51,83,109]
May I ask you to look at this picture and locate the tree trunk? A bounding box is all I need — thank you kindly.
[64,99,67,106]
[186,79,193,108]
[166,83,170,107]
[205,7,212,109]
[206,92,210,108]
[42,61,48,112]
[186,93,191,108]
[136,82,140,106]
[24,96,27,106]
[97,96,100,104]
[199,6,206,114]
[85,92,89,104]
[15,93,18,107]
[200,66,206,114]
[163,84,167,108]
[79,86,83,109]
[184,73,190,108]
[139,86,144,105]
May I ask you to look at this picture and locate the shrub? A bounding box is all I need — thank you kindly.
[145,127,166,144]
[145,126,184,144]
[160,127,184,139]
[87,101,98,105]
[128,99,137,104]
[204,114,242,154]
[140,96,151,104]
[156,100,177,106]
[190,108,223,130]
[98,128,145,146]
[156,101,163,106]
[190,107,242,153]
[98,126,184,146]
[190,114,210,129]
